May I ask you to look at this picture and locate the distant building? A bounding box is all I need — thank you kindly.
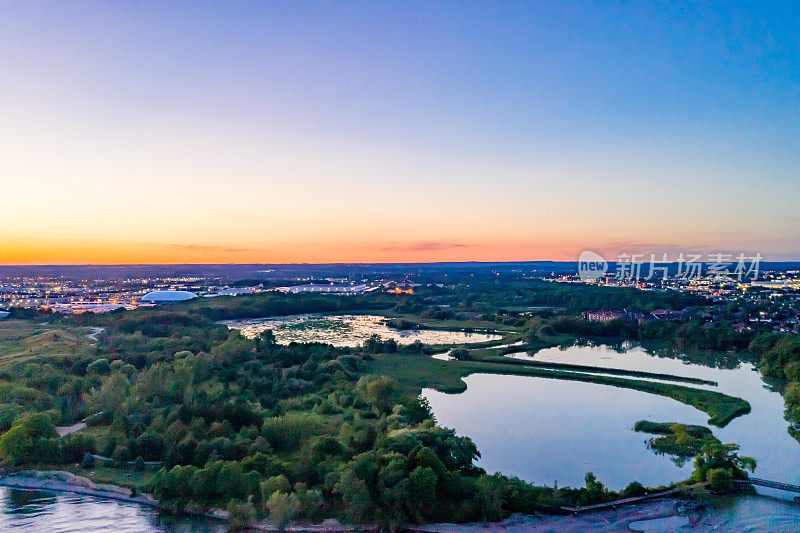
[275,283,374,295]
[384,281,414,295]
[650,308,691,321]
[583,310,624,322]
[750,280,800,290]
[582,308,645,323]
[141,290,198,303]
[204,287,261,297]
[50,302,130,314]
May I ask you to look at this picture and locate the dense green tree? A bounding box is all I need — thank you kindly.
[334,470,372,523]
[355,375,398,415]
[267,490,299,531]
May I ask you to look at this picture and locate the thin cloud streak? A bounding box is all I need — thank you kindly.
[165,244,258,254]
[377,242,476,252]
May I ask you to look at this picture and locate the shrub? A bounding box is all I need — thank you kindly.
[621,481,646,497]
[267,491,299,531]
[262,413,325,452]
[80,451,96,469]
[261,475,291,498]
[86,358,111,375]
[227,501,256,531]
[707,468,733,491]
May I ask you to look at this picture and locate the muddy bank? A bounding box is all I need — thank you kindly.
[414,498,711,532]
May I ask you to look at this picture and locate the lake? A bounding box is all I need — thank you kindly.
[0,487,224,532]
[423,342,800,498]
[4,340,800,530]
[3,487,799,532]
[222,313,503,347]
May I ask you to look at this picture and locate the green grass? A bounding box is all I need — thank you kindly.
[463,332,575,359]
[0,321,95,368]
[368,353,470,394]
[32,463,155,492]
[634,420,712,438]
[68,465,154,491]
[468,355,718,386]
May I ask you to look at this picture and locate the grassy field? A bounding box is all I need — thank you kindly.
[367,352,471,394]
[0,320,95,369]
[36,463,156,492]
[467,355,718,386]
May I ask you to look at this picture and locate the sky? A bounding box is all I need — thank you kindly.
[1,1,798,264]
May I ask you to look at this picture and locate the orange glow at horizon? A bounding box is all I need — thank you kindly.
[2,230,793,265]
[0,236,590,265]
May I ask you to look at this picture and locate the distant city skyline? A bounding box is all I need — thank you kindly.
[1,2,798,264]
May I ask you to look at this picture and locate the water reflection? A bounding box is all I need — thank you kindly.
[425,372,703,490]
[424,343,800,498]
[567,337,755,370]
[702,494,800,531]
[222,314,503,347]
[0,487,225,532]
[3,489,56,515]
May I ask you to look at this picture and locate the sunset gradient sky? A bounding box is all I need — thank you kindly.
[1,1,798,264]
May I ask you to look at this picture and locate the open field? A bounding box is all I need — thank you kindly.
[0,320,95,369]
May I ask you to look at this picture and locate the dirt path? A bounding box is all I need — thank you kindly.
[85,327,104,341]
[55,422,86,437]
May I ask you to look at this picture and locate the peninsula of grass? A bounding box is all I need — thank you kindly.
[470,355,718,386]
[467,340,563,359]
[367,353,751,427]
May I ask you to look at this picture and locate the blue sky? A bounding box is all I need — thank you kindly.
[1,1,798,262]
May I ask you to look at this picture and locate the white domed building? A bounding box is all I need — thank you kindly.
[140,290,197,304]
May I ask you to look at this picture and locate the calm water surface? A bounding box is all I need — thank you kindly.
[2,487,798,532]
[223,314,502,347]
[423,343,800,498]
[4,341,799,529]
[0,487,224,532]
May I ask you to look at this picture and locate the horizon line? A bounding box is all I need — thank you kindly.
[2,259,800,267]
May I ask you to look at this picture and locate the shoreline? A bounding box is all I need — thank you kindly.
[0,470,363,532]
[413,499,691,532]
[0,470,693,532]
[0,470,159,507]
[0,470,228,522]
[2,470,792,532]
